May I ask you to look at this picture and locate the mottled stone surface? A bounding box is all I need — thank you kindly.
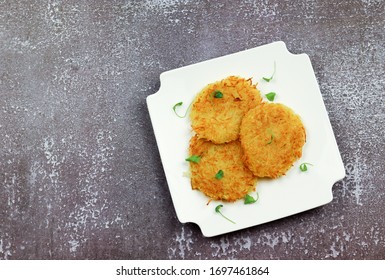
[0,0,384,260]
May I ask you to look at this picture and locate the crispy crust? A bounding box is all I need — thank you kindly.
[188,135,257,202]
[240,103,306,178]
[190,76,262,144]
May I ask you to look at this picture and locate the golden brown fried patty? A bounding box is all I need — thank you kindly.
[188,135,257,202]
[190,76,262,144]
[240,103,306,178]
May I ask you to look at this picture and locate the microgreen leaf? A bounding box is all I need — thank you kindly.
[185,155,201,163]
[172,102,183,115]
[215,170,224,179]
[213,90,223,98]
[172,101,192,118]
[215,204,235,224]
[262,77,271,82]
[265,92,276,101]
[262,61,276,82]
[244,193,259,204]
[215,204,223,213]
[300,162,313,172]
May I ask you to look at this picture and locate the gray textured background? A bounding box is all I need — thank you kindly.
[0,0,384,260]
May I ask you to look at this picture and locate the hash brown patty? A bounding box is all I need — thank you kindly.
[190,76,262,144]
[188,135,257,202]
[240,103,306,178]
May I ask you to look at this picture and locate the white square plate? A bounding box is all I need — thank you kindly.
[146,41,345,237]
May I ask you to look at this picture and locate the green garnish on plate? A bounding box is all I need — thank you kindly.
[185,155,201,163]
[172,101,191,118]
[265,92,276,101]
[215,170,224,179]
[262,61,276,82]
[213,90,223,98]
[299,162,313,172]
[244,193,259,204]
[215,205,235,224]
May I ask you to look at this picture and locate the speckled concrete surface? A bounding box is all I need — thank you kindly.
[0,0,384,260]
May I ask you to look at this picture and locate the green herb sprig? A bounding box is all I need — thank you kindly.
[215,170,224,179]
[265,92,276,101]
[262,61,276,82]
[244,193,259,204]
[215,205,235,224]
[213,90,223,98]
[299,162,313,172]
[185,155,201,163]
[172,101,192,118]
